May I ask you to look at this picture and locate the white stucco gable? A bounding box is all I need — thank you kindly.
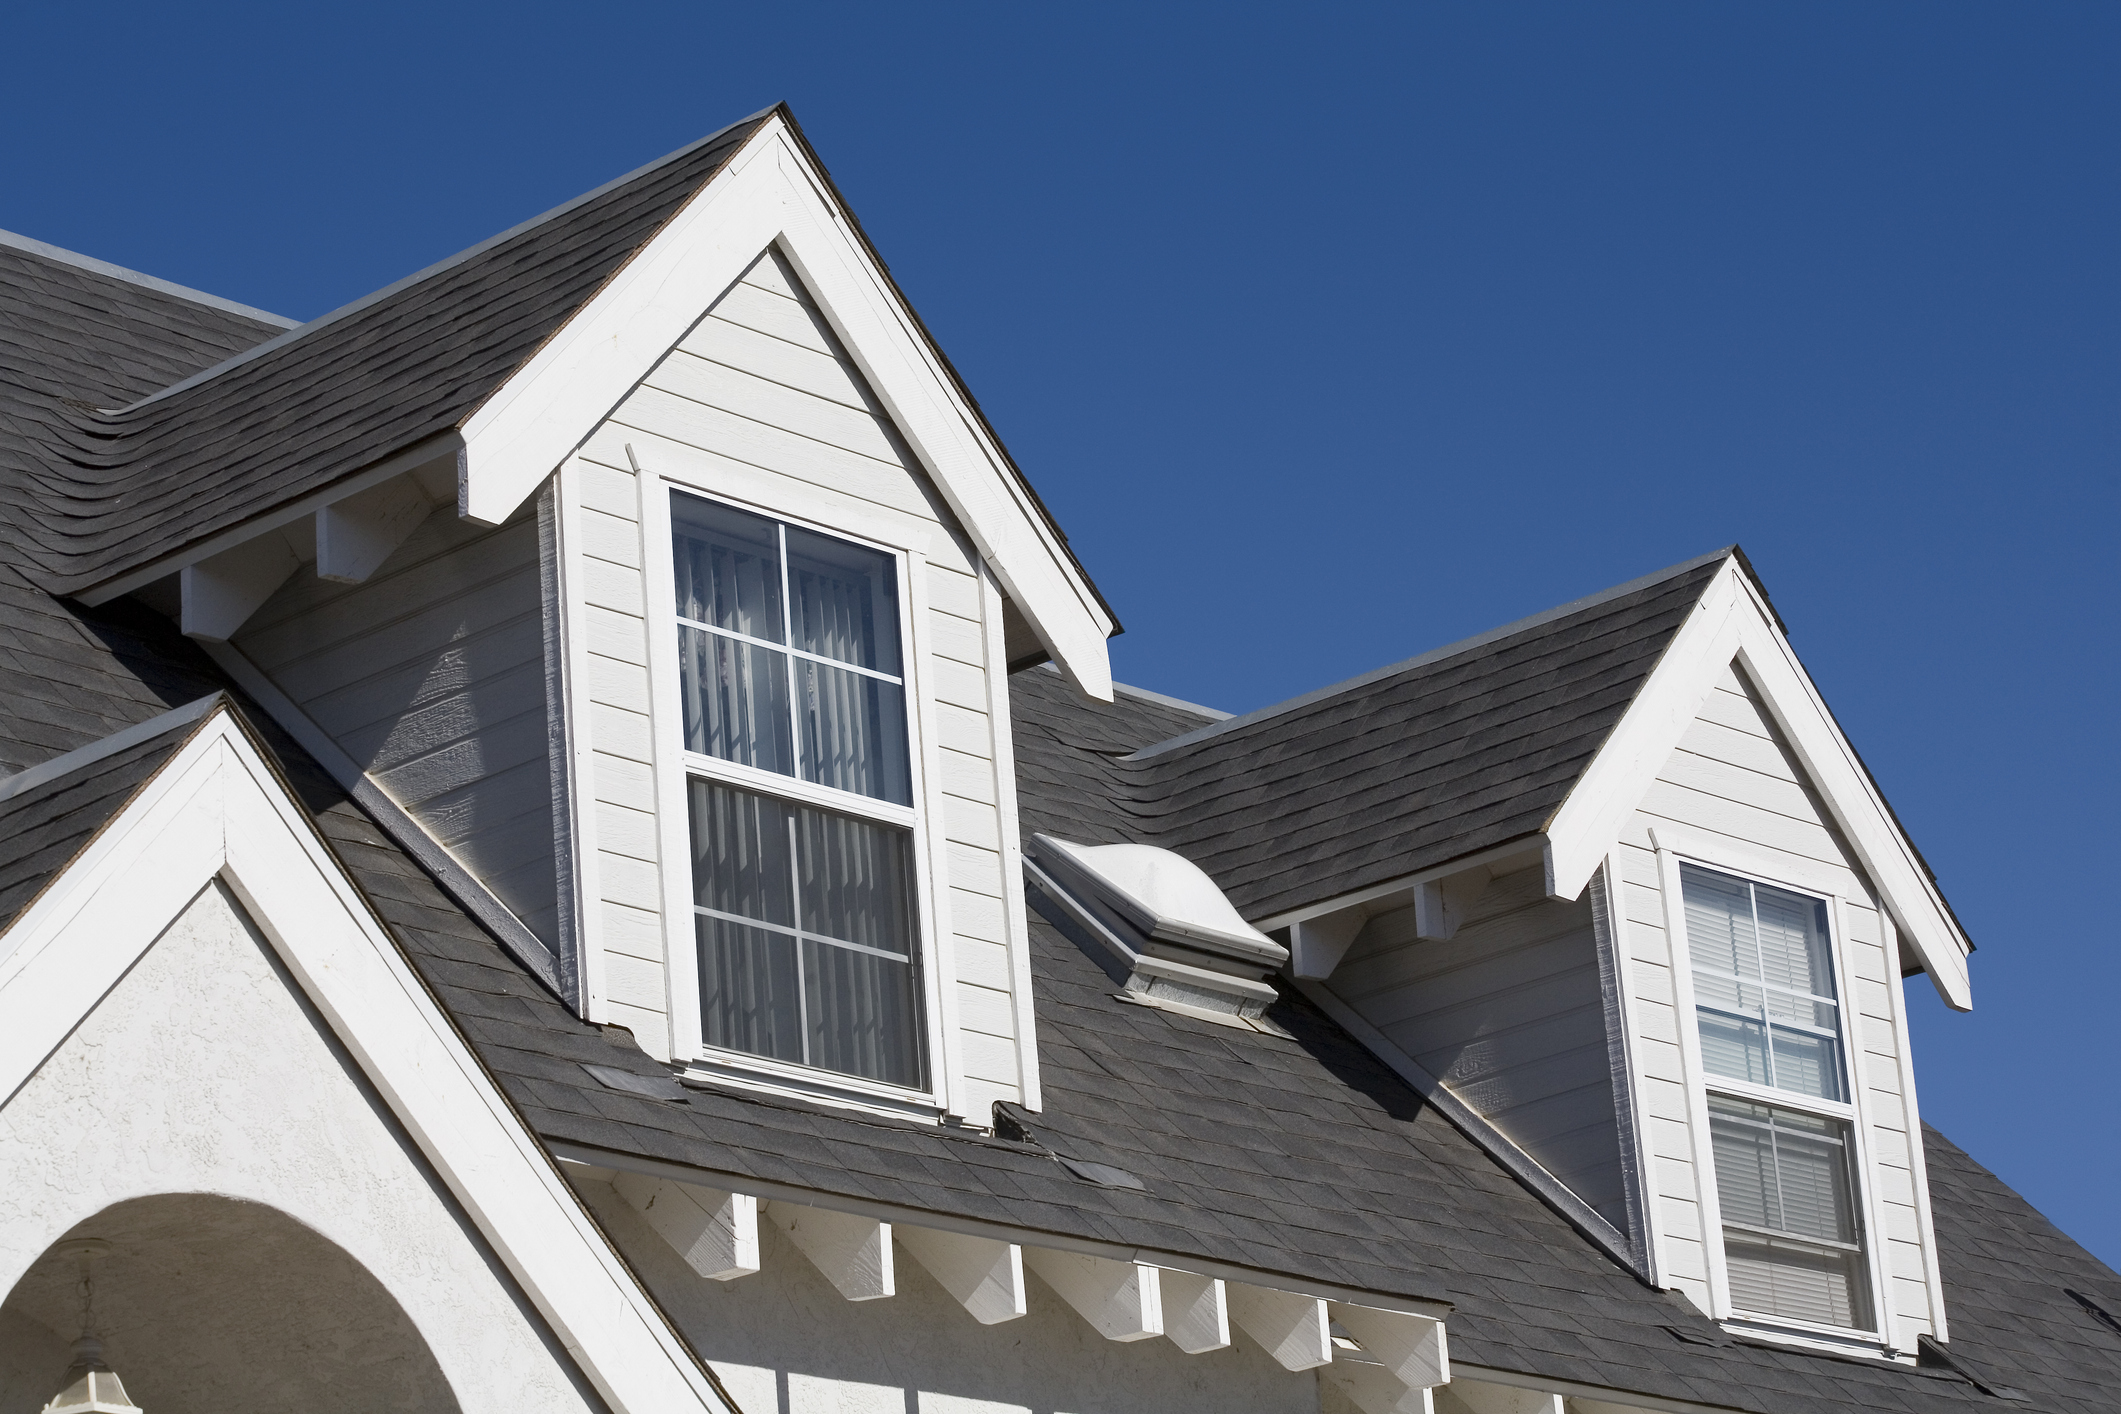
[0,704,736,1414]
[455,107,1116,702]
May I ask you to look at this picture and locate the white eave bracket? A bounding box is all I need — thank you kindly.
[452,112,1115,700]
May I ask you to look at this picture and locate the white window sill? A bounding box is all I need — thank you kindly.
[1719,1315,1910,1364]
[680,1051,956,1127]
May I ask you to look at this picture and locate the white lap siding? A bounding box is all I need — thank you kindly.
[1614,660,1940,1341]
[1325,866,1629,1229]
[557,248,1034,1112]
[233,504,559,943]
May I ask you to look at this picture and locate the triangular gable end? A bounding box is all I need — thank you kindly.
[455,108,1115,701]
[1544,556,1972,1010]
[0,706,735,1414]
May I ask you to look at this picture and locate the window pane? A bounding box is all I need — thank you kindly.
[1725,1236,1867,1331]
[796,658,911,805]
[1753,882,1835,1001]
[795,806,915,956]
[1698,1000,1774,1088]
[785,525,900,675]
[697,918,802,1064]
[688,779,795,927]
[1709,1096,1872,1330]
[803,941,922,1087]
[1683,863,1847,1102]
[1767,1024,1846,1103]
[687,779,924,1088]
[672,493,784,642]
[679,629,794,776]
[1682,864,1760,979]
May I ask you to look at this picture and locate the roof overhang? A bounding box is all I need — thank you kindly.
[453,109,1116,700]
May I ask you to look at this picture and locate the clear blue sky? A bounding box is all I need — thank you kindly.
[5,5,2113,1268]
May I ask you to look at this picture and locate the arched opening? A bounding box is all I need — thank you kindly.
[0,1193,460,1414]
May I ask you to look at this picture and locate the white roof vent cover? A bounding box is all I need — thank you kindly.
[1028,835,1289,1025]
[1039,838,1280,958]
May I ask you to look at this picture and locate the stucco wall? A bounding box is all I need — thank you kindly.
[574,1173,1326,1414]
[0,880,600,1414]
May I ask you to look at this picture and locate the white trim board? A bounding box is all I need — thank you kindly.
[1542,558,1972,1010]
[454,112,1115,702]
[0,707,736,1414]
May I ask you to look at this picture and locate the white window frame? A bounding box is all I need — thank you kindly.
[640,466,960,1122]
[1653,828,1901,1356]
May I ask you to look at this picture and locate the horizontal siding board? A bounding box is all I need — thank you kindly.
[926,564,981,620]
[702,277,834,356]
[955,981,1016,1039]
[938,746,996,805]
[954,935,1012,991]
[301,617,544,739]
[646,350,903,466]
[679,312,869,409]
[928,610,985,668]
[608,387,934,521]
[578,505,643,568]
[594,752,657,812]
[577,461,640,519]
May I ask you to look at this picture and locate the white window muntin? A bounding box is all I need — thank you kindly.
[1655,835,1895,1345]
[640,470,953,1113]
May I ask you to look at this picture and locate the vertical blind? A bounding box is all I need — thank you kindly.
[672,491,925,1088]
[1709,1097,1872,1330]
[1681,863,1846,1102]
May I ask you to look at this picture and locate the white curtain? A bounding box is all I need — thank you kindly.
[691,779,923,1087]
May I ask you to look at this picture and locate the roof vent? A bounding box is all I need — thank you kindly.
[1027,834,1288,1024]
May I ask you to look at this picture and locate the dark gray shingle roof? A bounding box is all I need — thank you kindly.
[1016,551,1728,921]
[7,115,767,596]
[0,714,200,931]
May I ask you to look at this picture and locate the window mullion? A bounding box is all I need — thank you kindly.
[1749,881,1783,1092]
[787,809,809,1067]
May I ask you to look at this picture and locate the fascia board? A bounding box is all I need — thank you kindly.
[1724,591,1972,1010]
[1543,563,1973,1011]
[457,117,1115,700]
[0,713,736,1414]
[1545,561,1747,902]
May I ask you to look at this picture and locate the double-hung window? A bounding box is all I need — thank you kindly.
[670,490,927,1090]
[1680,862,1873,1334]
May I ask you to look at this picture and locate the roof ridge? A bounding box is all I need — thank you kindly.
[103,105,780,417]
[1126,546,1737,762]
[0,227,298,331]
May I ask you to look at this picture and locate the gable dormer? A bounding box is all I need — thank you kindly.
[73,109,1115,1130]
[547,242,1057,1122]
[1095,550,1968,1363]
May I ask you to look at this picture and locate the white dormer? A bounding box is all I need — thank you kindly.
[540,203,1104,1122]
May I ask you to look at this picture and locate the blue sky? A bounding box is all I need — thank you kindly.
[5,5,2114,1268]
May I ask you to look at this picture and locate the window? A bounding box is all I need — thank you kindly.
[1680,863,1873,1333]
[671,490,926,1089]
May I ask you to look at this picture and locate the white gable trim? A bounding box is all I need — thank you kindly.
[456,113,1115,700]
[0,710,736,1414]
[1544,559,1972,1010]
